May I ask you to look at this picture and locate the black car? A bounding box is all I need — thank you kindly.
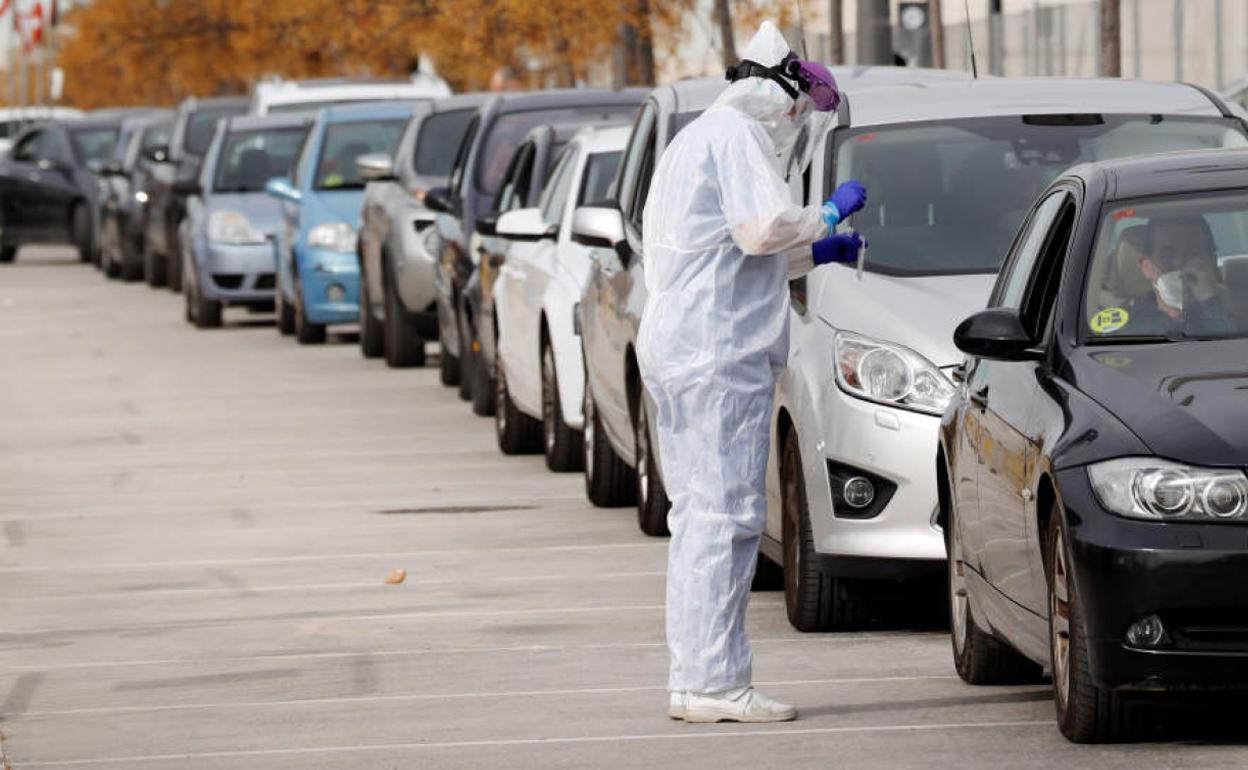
[938,148,1248,742]
[0,117,121,263]
[424,88,645,402]
[143,96,247,289]
[99,112,172,280]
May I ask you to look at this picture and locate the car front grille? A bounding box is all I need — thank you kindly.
[255,273,276,290]
[212,273,244,289]
[1169,610,1248,653]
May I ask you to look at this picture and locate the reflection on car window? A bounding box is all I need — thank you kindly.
[539,147,578,228]
[1085,192,1248,341]
[834,116,1248,277]
[578,150,621,205]
[414,108,475,178]
[314,118,406,190]
[214,126,310,193]
[12,132,39,162]
[69,127,119,164]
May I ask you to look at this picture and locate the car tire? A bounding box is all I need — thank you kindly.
[120,247,143,282]
[494,356,541,455]
[1048,510,1127,742]
[293,277,326,345]
[186,272,222,329]
[383,266,425,368]
[583,378,636,507]
[276,285,296,335]
[0,245,15,263]
[456,310,473,402]
[167,224,184,292]
[470,348,495,416]
[72,204,93,264]
[947,470,1041,682]
[752,553,785,591]
[634,395,671,537]
[781,433,866,631]
[541,342,583,472]
[358,273,384,358]
[439,310,460,386]
[143,241,167,288]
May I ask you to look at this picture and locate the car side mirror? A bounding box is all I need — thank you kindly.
[572,205,631,265]
[496,207,555,241]
[172,177,202,196]
[265,176,302,204]
[424,186,454,215]
[476,212,499,237]
[953,308,1042,362]
[356,152,396,182]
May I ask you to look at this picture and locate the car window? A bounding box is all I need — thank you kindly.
[414,108,475,178]
[11,131,39,162]
[617,102,657,222]
[68,126,117,164]
[185,106,243,156]
[214,126,310,193]
[448,115,480,198]
[475,105,638,197]
[1020,199,1077,340]
[111,126,137,164]
[496,142,534,213]
[995,192,1068,310]
[314,118,406,190]
[539,146,578,228]
[578,150,622,206]
[142,123,171,153]
[832,115,1248,277]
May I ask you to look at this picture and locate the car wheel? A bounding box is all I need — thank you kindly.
[383,266,425,368]
[1048,510,1127,742]
[456,311,474,402]
[167,223,184,292]
[752,553,785,591]
[293,276,326,345]
[276,284,296,335]
[582,377,636,507]
[541,342,583,472]
[143,240,167,288]
[438,308,460,386]
[494,356,541,455]
[946,468,1041,682]
[633,395,670,537]
[72,204,93,264]
[187,271,222,329]
[358,272,384,358]
[471,346,495,416]
[120,244,143,282]
[0,245,15,263]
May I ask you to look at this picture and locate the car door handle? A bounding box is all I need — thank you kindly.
[969,385,989,410]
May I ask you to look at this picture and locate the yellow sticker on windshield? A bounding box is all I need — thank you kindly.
[1090,307,1129,334]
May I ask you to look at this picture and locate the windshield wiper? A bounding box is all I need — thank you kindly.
[1088,333,1175,344]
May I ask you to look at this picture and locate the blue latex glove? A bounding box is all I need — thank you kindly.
[812,232,864,265]
[822,180,868,229]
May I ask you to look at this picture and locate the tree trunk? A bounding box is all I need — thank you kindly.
[633,0,655,85]
[714,0,736,68]
[828,0,844,65]
[929,0,946,68]
[1100,0,1121,77]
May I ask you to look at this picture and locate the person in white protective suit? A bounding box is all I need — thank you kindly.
[637,20,868,724]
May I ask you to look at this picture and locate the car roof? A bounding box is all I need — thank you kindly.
[226,113,315,132]
[485,87,648,115]
[0,106,83,121]
[319,101,420,122]
[1065,148,1248,201]
[119,110,174,131]
[429,92,492,113]
[253,75,450,101]
[840,78,1225,127]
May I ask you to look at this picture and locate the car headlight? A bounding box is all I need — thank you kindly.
[208,210,266,244]
[834,330,955,416]
[134,190,149,204]
[1089,457,1248,522]
[307,222,357,253]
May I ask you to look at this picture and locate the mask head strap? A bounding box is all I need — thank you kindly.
[725,52,803,102]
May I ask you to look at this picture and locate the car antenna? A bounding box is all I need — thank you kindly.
[963,0,980,79]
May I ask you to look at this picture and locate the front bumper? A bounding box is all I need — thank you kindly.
[1060,467,1248,691]
[199,241,278,303]
[803,380,946,575]
[298,248,359,325]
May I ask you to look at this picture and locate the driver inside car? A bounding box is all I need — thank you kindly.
[1127,215,1234,335]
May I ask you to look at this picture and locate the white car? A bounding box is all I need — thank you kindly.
[767,77,1248,632]
[492,125,631,471]
[249,75,451,116]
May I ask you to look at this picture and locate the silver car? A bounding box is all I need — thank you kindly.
[768,77,1248,631]
[356,94,488,366]
[181,113,313,328]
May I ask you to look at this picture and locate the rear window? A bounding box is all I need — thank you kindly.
[475,105,639,197]
[69,126,119,164]
[413,108,475,178]
[185,106,243,156]
[314,118,406,190]
[214,126,309,193]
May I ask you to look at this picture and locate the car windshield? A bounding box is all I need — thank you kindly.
[579,150,621,205]
[413,108,475,178]
[476,106,638,197]
[832,115,1248,277]
[314,118,406,190]
[142,123,170,152]
[1084,192,1248,341]
[185,107,241,156]
[214,126,309,193]
[69,126,119,164]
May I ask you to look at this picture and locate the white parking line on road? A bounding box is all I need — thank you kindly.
[10,675,964,720]
[0,632,939,672]
[3,571,668,603]
[0,541,666,573]
[15,720,1052,766]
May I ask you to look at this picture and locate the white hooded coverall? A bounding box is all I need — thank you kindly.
[637,22,832,695]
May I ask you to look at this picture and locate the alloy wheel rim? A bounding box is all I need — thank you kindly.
[1051,528,1072,709]
[949,505,969,655]
[636,408,649,507]
[495,367,508,436]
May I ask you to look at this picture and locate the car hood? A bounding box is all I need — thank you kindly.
[1068,340,1248,467]
[813,267,997,367]
[303,189,364,227]
[206,193,283,236]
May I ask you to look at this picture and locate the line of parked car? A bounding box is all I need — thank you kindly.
[7,68,1248,743]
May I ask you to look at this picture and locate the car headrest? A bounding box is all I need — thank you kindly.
[1107,224,1151,299]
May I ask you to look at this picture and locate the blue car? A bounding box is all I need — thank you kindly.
[266,101,414,343]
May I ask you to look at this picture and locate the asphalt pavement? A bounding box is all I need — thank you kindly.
[3,246,1248,768]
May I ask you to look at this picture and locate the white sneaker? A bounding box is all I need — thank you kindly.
[668,687,797,723]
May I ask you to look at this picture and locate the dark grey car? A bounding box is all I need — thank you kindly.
[99,112,172,280]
